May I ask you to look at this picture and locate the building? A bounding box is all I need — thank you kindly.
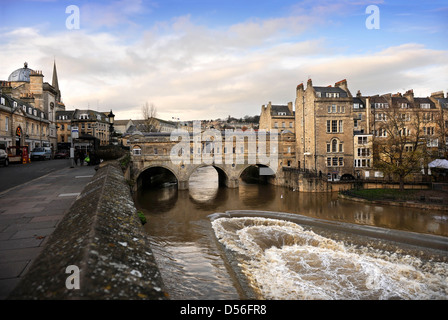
[56,109,114,151]
[0,61,65,154]
[259,101,295,133]
[294,79,354,180]
[0,93,50,154]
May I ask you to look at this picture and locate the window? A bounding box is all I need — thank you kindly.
[339,157,344,166]
[374,103,389,109]
[154,148,158,155]
[274,122,278,128]
[353,103,360,109]
[289,122,293,128]
[420,103,430,109]
[327,157,331,166]
[326,92,340,98]
[132,146,142,155]
[327,120,331,133]
[332,139,338,152]
[332,157,338,166]
[358,136,368,145]
[339,120,343,132]
[282,122,285,128]
[332,120,337,133]
[0,97,4,105]
[5,117,9,132]
[354,119,359,128]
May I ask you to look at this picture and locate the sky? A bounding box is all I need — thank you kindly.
[0,0,447,121]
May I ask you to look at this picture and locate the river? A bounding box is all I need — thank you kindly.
[135,166,448,300]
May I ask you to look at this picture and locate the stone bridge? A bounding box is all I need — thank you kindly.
[127,129,296,190]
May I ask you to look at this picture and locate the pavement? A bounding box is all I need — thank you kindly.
[0,164,96,299]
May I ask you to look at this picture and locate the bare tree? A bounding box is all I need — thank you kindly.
[141,102,159,132]
[373,105,426,190]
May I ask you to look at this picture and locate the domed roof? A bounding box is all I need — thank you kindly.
[8,62,34,82]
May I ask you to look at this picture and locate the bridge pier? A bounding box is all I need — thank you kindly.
[226,178,239,188]
[178,180,189,190]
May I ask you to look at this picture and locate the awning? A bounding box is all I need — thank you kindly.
[429,159,448,169]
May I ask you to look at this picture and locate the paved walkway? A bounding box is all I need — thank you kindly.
[0,165,96,299]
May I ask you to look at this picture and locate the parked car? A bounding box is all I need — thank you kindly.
[30,147,52,161]
[0,149,9,167]
[54,150,69,159]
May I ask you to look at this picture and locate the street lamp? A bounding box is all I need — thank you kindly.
[108,110,115,145]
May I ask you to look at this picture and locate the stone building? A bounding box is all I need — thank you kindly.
[294,79,355,180]
[0,61,64,153]
[259,101,295,133]
[0,93,50,154]
[56,109,114,151]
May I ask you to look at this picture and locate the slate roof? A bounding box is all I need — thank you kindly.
[313,86,349,97]
[271,105,293,116]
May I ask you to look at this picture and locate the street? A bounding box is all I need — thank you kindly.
[0,159,73,193]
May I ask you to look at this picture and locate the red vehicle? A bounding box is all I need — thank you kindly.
[54,150,69,159]
[7,146,30,164]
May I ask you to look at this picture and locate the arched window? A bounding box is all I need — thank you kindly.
[332,139,338,152]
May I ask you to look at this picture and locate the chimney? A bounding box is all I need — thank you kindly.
[287,101,293,114]
[431,91,444,99]
[404,89,414,103]
[356,90,362,97]
[307,78,312,88]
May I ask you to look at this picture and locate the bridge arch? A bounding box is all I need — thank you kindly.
[238,163,276,184]
[136,164,180,190]
[186,163,232,188]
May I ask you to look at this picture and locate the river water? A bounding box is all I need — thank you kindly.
[136,166,448,300]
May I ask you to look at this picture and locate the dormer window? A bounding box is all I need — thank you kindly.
[326,92,340,98]
[420,103,430,109]
[79,114,89,120]
[0,97,5,105]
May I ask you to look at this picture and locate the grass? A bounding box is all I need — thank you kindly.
[346,188,418,201]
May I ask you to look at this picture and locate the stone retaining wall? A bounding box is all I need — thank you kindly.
[8,162,167,300]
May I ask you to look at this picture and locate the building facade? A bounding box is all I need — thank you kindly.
[0,61,65,154]
[259,78,447,182]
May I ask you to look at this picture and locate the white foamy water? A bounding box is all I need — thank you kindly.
[211,217,448,300]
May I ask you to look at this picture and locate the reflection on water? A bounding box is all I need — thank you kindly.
[136,167,448,299]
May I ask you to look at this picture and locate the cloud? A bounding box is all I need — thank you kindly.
[0,4,447,121]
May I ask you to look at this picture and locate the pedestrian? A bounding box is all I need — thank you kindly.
[74,150,79,166]
[79,152,85,166]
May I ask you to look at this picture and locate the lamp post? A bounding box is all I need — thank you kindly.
[107,110,115,145]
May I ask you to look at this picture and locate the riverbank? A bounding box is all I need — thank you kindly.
[339,188,448,211]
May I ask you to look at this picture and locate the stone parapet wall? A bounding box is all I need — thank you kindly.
[8,162,167,300]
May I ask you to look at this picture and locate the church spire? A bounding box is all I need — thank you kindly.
[52,59,61,103]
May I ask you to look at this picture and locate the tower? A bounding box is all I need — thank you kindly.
[52,60,61,103]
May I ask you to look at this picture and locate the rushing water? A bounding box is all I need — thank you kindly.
[136,166,448,300]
